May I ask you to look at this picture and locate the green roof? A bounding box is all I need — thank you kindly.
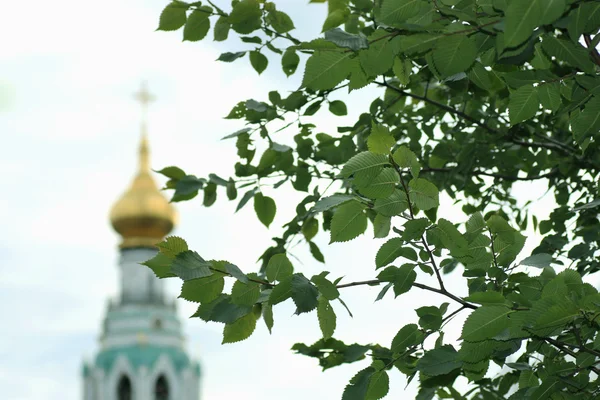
[94,345,199,374]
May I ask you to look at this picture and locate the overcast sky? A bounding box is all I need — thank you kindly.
[0,1,569,399]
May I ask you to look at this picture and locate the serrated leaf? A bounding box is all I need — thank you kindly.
[228,0,262,34]
[142,252,175,278]
[373,214,391,238]
[291,274,319,313]
[366,368,389,400]
[340,151,389,179]
[519,253,554,268]
[509,84,539,125]
[357,168,398,199]
[312,195,354,213]
[542,36,595,74]
[249,51,268,74]
[312,274,340,300]
[155,166,186,179]
[537,83,561,112]
[267,9,295,33]
[222,312,257,344]
[217,51,246,62]
[432,35,477,78]
[231,279,261,306]
[302,217,319,241]
[359,30,396,76]
[171,251,213,281]
[464,291,506,306]
[266,253,294,282]
[375,238,410,268]
[342,367,375,400]
[157,236,189,258]
[374,189,409,217]
[393,57,412,85]
[322,8,350,32]
[392,146,420,178]
[380,0,423,26]
[401,218,429,241]
[183,8,211,41]
[192,294,252,323]
[571,95,600,144]
[503,0,540,48]
[330,201,368,243]
[391,323,422,353]
[408,178,439,210]
[368,123,395,155]
[462,306,512,342]
[302,51,353,90]
[539,0,565,25]
[213,16,230,41]
[393,264,416,297]
[157,2,187,31]
[568,4,587,42]
[179,270,225,303]
[254,192,276,227]
[224,262,248,283]
[263,302,274,333]
[309,241,326,263]
[417,345,462,376]
[269,275,293,305]
[317,296,336,338]
[324,28,368,50]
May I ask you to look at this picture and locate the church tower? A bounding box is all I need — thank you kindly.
[82,84,201,400]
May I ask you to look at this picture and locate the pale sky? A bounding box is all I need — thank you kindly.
[0,1,565,399]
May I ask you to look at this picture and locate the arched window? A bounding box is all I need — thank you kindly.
[155,375,169,400]
[117,375,132,400]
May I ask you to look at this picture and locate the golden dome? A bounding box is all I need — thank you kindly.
[110,131,177,248]
[110,84,176,248]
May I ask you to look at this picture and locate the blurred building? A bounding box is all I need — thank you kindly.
[82,84,201,400]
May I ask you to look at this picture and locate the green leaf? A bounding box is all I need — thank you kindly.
[225,262,248,283]
[157,1,188,31]
[228,0,262,34]
[311,274,340,300]
[519,253,554,268]
[254,192,276,227]
[171,251,213,281]
[203,182,217,207]
[231,279,261,306]
[266,253,294,282]
[313,195,354,213]
[539,0,565,25]
[508,84,539,125]
[391,323,422,353]
[357,168,398,199]
[571,95,600,144]
[267,9,295,33]
[503,0,540,48]
[157,236,189,258]
[183,7,211,41]
[302,51,353,90]
[291,274,319,313]
[401,218,429,241]
[408,178,439,210]
[222,312,257,343]
[263,303,274,333]
[309,241,326,263]
[373,214,391,238]
[142,252,175,278]
[416,345,462,376]
[329,100,348,116]
[374,189,409,216]
[368,123,395,155]
[302,217,319,241]
[461,306,512,342]
[217,51,246,62]
[393,57,412,85]
[366,367,389,400]
[432,35,477,78]
[380,0,423,27]
[568,4,587,42]
[324,28,368,51]
[317,296,336,338]
[392,146,420,178]
[340,151,389,180]
[464,291,506,306]
[342,367,375,400]
[269,275,293,305]
[541,36,595,74]
[375,238,410,268]
[359,30,396,76]
[330,201,368,243]
[179,270,225,303]
[192,294,251,324]
[393,264,416,297]
[249,51,268,74]
[322,8,350,32]
[281,49,300,76]
[155,166,186,179]
[213,16,230,41]
[537,83,562,112]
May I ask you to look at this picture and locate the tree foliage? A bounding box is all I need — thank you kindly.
[148,0,600,398]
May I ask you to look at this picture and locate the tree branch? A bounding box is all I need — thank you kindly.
[584,34,600,67]
[421,167,559,181]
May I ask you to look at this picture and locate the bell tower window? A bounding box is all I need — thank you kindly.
[155,375,169,400]
[117,375,132,400]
